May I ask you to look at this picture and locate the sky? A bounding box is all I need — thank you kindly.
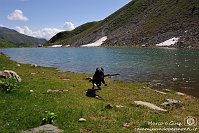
[0,0,130,40]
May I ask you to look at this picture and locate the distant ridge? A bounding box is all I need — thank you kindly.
[49,0,199,48]
[0,26,46,47]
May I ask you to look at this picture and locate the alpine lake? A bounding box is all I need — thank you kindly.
[0,47,198,98]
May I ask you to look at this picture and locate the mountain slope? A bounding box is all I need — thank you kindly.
[0,27,46,47]
[49,0,199,47]
[48,21,98,44]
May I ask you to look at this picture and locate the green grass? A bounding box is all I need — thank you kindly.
[0,53,199,133]
[0,40,16,48]
[48,21,99,44]
[0,40,34,48]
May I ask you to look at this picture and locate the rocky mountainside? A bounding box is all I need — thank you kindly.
[49,0,199,47]
[0,26,46,47]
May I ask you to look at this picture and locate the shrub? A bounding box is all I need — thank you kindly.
[41,111,58,125]
[0,78,20,93]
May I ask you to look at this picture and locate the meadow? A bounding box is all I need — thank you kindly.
[0,53,198,133]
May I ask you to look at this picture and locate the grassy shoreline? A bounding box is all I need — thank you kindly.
[0,53,199,133]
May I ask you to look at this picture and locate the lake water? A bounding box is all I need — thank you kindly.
[0,47,199,98]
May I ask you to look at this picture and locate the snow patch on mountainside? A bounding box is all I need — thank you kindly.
[156,37,180,47]
[81,36,107,47]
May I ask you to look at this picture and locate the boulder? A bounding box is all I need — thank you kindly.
[0,70,21,82]
[134,101,167,112]
[161,99,183,108]
[21,124,63,133]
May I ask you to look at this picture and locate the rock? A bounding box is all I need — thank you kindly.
[172,78,178,81]
[115,105,125,108]
[31,64,38,67]
[95,95,102,100]
[155,83,162,86]
[154,90,167,95]
[78,118,86,122]
[31,73,37,75]
[105,104,113,109]
[149,80,163,87]
[176,92,185,96]
[47,89,60,93]
[45,89,68,94]
[63,89,68,92]
[21,124,63,133]
[164,89,171,92]
[123,123,130,128]
[60,78,70,81]
[141,44,146,47]
[161,99,183,108]
[164,99,181,104]
[134,101,167,112]
[0,70,21,82]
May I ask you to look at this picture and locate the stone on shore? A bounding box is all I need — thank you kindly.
[0,70,21,82]
[154,90,167,95]
[134,101,167,112]
[161,99,183,108]
[176,92,185,96]
[31,64,38,67]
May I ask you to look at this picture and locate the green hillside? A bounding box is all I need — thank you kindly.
[49,0,199,47]
[0,27,46,47]
[0,40,15,48]
[49,21,98,43]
